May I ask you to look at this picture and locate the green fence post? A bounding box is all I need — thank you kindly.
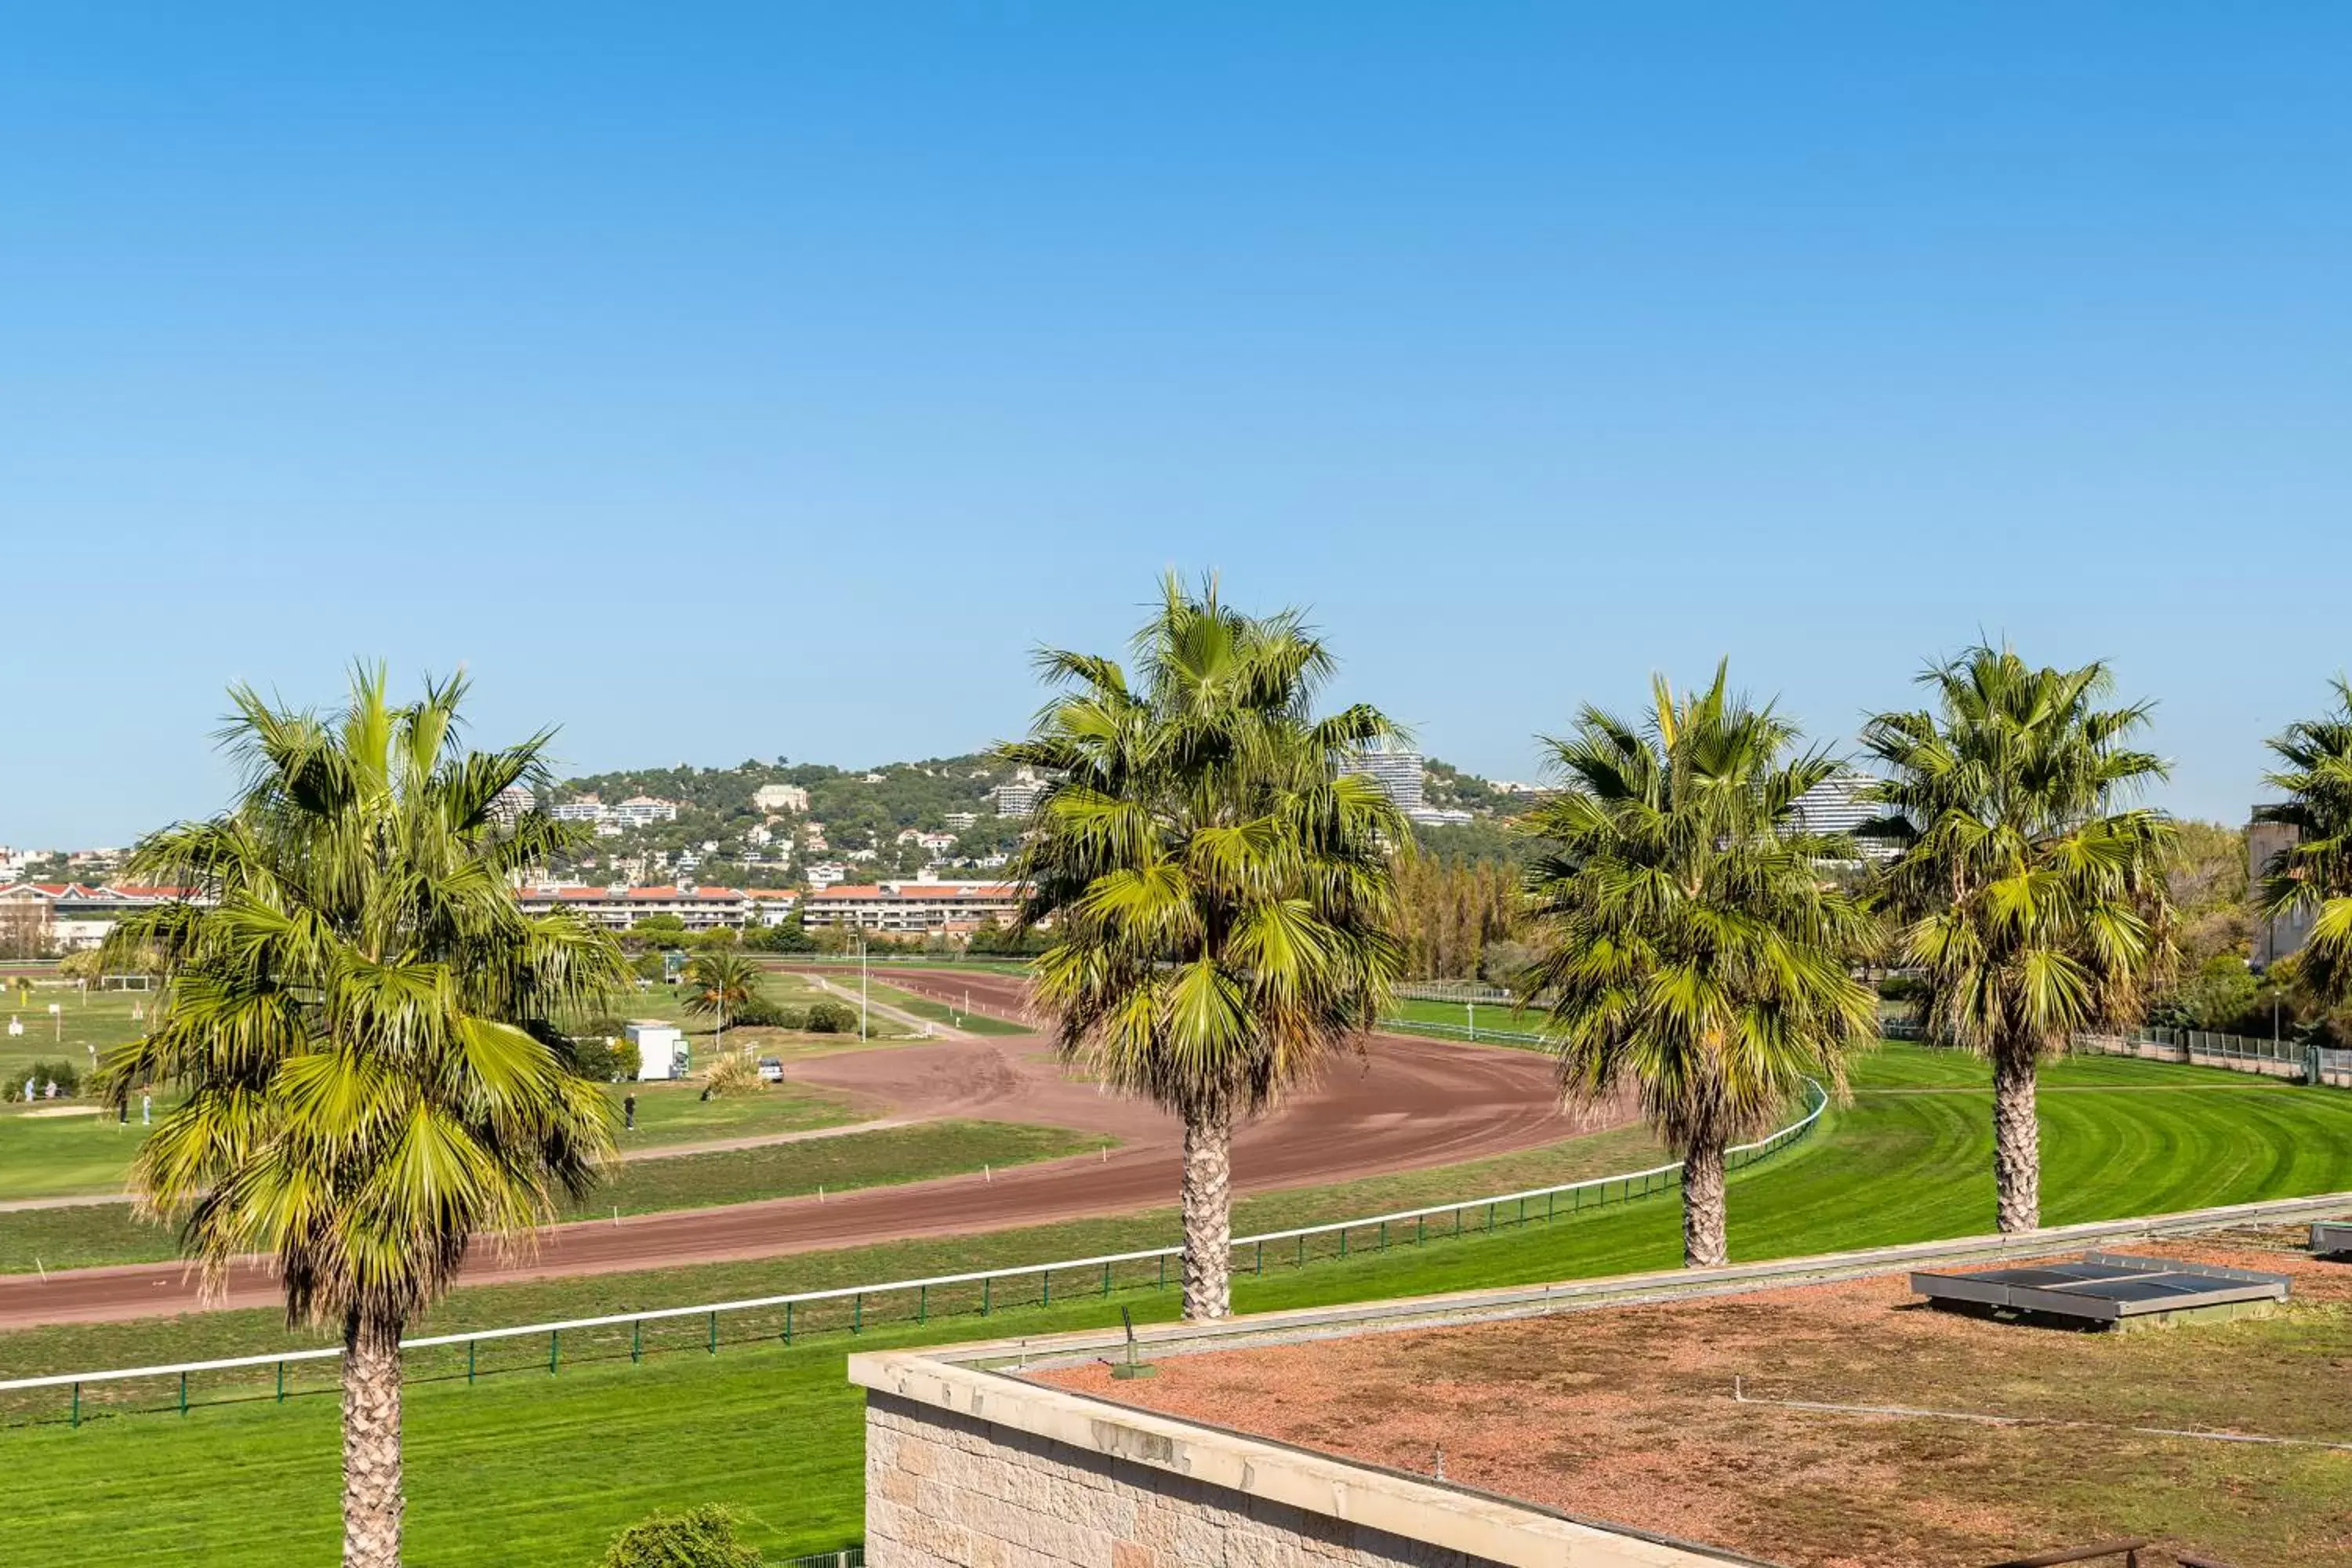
[1157,1254,1167,1289]
[1547,1189,1555,1221]
[918,1286,927,1323]
[1487,1201,1495,1230]
[179,1371,188,1416]
[549,1330,560,1375]
[1378,1221,1387,1251]
[1338,1227,1348,1258]
[982,1276,991,1316]
[1041,1272,1051,1308]
[277,1360,286,1403]
[708,1312,717,1355]
[1454,1206,1462,1236]
[1255,1240,1264,1275]
[1416,1213,1425,1244]
[1102,1261,1111,1297]
[854,1294,862,1334]
[70,1381,78,1429]
[785,1302,794,1344]
[466,1340,476,1385]
[632,1320,642,1363]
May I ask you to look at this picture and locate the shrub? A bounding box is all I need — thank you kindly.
[566,1033,633,1083]
[9,1058,82,1099]
[598,1504,762,1568]
[803,1000,858,1035]
[703,1054,764,1096]
[728,995,801,1029]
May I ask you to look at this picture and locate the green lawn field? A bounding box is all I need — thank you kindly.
[3,1044,2350,1566]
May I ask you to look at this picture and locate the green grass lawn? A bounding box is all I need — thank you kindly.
[0,1073,861,1207]
[5,1045,2352,1566]
[1382,996,1539,1035]
[0,985,148,1084]
[0,1120,1098,1274]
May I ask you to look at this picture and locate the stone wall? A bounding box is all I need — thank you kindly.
[865,1388,1501,1567]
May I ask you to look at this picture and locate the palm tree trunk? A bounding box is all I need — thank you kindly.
[1991,1044,2041,1233]
[340,1308,405,1568]
[1680,1139,1729,1268]
[1180,1104,1235,1320]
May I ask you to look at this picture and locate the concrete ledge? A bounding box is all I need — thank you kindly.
[852,1355,1753,1567]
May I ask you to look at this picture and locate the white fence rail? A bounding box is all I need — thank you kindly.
[0,1083,1830,1425]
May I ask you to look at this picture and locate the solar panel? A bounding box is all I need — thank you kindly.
[1910,1252,2291,1327]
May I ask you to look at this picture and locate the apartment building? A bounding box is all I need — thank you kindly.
[798,879,1028,935]
[0,882,209,951]
[753,782,810,813]
[512,883,797,932]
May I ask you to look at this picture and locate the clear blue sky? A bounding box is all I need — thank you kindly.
[5,5,2347,845]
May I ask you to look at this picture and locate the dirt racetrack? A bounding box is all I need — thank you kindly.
[0,968,1590,1328]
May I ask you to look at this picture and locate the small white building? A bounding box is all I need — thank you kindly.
[753,782,810,813]
[626,1021,688,1081]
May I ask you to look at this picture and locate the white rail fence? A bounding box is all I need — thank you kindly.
[0,1083,1830,1429]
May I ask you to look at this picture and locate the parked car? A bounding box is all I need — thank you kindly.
[757,1057,785,1083]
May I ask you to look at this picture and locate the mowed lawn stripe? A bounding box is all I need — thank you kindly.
[5,1047,2352,1566]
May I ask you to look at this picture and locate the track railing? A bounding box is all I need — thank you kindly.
[0,1083,1830,1430]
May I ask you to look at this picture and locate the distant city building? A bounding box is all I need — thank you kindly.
[942,811,978,832]
[488,783,535,823]
[799,878,1029,936]
[1338,750,1426,811]
[1786,771,1897,861]
[753,782,810,813]
[549,793,602,822]
[992,770,1051,819]
[807,861,851,887]
[2248,817,2316,967]
[1403,806,1475,827]
[0,882,209,951]
[610,795,680,826]
[512,883,797,933]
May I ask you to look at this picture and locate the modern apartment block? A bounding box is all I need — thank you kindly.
[991,771,1051,818]
[799,878,1028,935]
[511,883,796,931]
[2248,818,2315,967]
[1338,749,1426,811]
[1787,770,1897,860]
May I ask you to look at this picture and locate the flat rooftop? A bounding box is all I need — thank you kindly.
[1038,1233,2352,1567]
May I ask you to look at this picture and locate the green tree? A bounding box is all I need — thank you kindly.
[1002,575,1408,1319]
[681,951,764,1051]
[1860,645,2176,1233]
[1517,665,1875,1268]
[2256,677,2352,1008]
[93,667,626,1568]
[600,1505,763,1568]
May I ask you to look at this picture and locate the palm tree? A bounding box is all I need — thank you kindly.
[1517,665,1875,1269]
[681,951,764,1052]
[1003,574,1408,1320]
[93,667,626,1568]
[2256,677,2352,1004]
[1860,645,2176,1233]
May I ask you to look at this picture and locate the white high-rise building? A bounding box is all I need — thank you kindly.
[992,770,1051,818]
[1338,750,1426,811]
[1787,771,1894,859]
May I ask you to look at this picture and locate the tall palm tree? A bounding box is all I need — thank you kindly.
[1003,574,1407,1320]
[2256,677,2352,1004]
[1518,665,1875,1269]
[93,667,626,1568]
[681,951,765,1051]
[1860,645,2176,1233]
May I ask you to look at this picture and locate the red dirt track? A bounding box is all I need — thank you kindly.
[0,968,1581,1328]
